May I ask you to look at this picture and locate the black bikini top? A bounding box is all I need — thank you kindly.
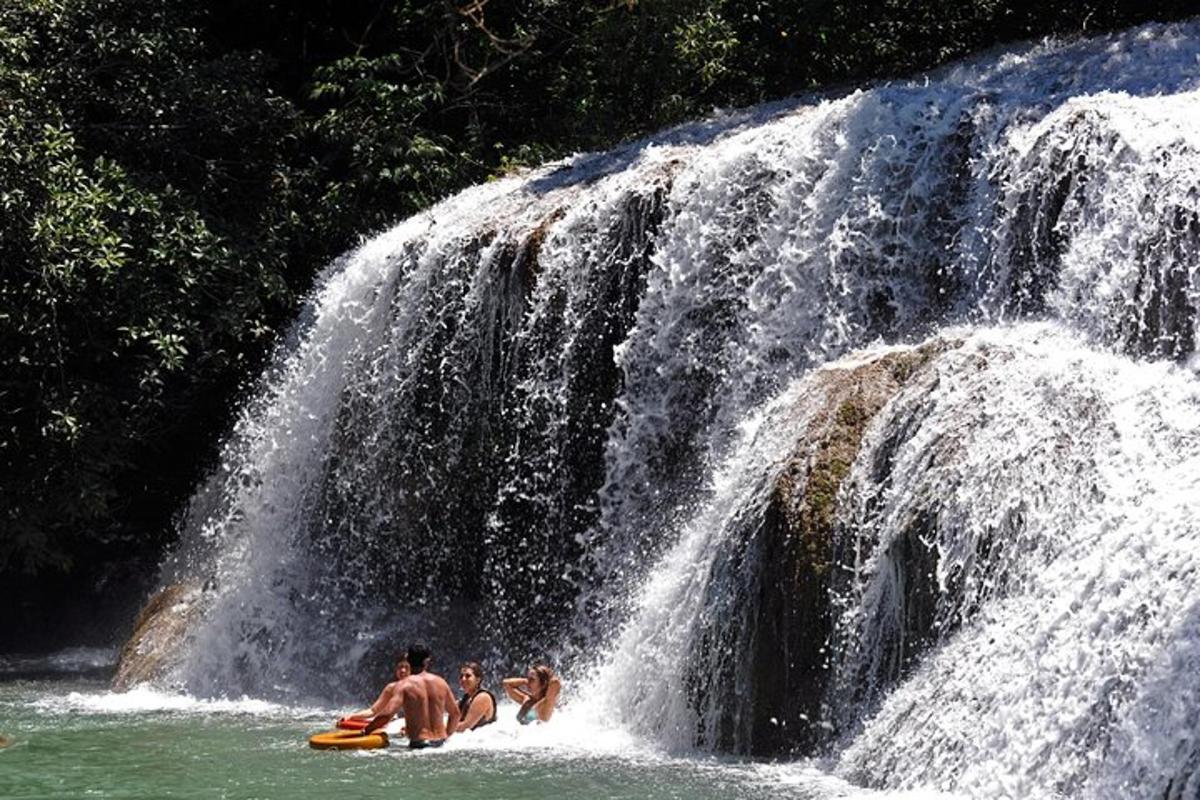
[458,688,497,729]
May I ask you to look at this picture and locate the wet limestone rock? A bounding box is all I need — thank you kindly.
[746,340,955,756]
[112,582,200,690]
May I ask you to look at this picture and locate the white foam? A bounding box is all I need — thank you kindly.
[32,687,326,718]
[125,15,1200,799]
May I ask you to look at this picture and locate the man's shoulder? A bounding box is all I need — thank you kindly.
[429,673,453,689]
[407,672,444,689]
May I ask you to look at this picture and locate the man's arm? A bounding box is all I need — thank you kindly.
[363,683,404,734]
[442,680,461,738]
[349,681,395,719]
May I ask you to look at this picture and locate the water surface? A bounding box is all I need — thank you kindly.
[0,678,894,800]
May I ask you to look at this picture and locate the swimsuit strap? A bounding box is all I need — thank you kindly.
[480,689,498,724]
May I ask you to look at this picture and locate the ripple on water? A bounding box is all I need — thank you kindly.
[0,680,954,800]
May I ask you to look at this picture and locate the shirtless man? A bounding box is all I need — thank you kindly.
[364,644,460,749]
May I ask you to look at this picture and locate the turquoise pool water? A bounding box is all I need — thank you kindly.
[0,677,880,800]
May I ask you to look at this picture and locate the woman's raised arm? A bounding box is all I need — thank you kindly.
[502,676,529,704]
[537,677,562,722]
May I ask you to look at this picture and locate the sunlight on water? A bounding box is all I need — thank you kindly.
[0,680,948,800]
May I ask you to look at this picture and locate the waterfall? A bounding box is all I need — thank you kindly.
[129,17,1200,797]
[828,327,1200,797]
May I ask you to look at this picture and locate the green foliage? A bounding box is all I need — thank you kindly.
[0,0,299,574]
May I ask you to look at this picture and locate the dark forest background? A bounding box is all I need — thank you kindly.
[1,0,1193,652]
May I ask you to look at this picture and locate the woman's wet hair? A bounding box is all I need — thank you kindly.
[460,661,485,684]
[528,663,554,695]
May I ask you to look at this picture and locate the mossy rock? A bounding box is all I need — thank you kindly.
[744,339,956,756]
[112,582,201,691]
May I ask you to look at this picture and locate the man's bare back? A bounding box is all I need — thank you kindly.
[366,670,459,746]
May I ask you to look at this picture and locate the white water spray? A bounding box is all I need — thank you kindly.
[138,18,1200,798]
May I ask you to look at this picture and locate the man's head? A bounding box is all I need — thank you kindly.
[406,643,432,674]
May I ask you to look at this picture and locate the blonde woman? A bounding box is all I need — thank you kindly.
[502,663,561,724]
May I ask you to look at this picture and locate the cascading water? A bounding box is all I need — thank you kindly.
[132,17,1200,798]
[826,328,1200,797]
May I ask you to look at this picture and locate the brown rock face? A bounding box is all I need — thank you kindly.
[112,582,200,691]
[745,341,954,756]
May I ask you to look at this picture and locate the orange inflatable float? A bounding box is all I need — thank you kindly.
[308,729,389,750]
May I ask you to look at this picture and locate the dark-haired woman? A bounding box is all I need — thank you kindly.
[502,663,561,724]
[456,662,497,732]
[347,656,410,723]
